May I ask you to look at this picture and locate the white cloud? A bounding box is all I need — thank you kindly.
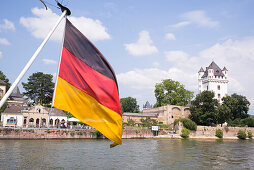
[165,50,189,63]
[20,7,110,41]
[42,58,57,65]
[124,30,158,56]
[165,33,176,40]
[182,10,219,27]
[0,38,10,45]
[170,21,190,28]
[117,68,169,90]
[0,19,15,31]
[170,10,219,28]
[0,51,2,59]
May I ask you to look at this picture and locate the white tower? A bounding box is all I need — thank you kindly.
[198,61,229,104]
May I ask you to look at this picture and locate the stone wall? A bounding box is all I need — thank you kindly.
[0,128,160,139]
[142,105,190,125]
[175,123,254,138]
[190,125,254,138]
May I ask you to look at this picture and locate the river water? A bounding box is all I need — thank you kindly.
[0,139,253,169]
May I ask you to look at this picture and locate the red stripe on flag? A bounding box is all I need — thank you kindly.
[58,47,122,116]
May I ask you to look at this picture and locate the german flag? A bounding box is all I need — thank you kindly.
[53,19,122,146]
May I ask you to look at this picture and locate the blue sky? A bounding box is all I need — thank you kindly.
[1,0,254,113]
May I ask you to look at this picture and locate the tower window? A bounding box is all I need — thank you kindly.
[218,94,221,98]
[217,85,220,90]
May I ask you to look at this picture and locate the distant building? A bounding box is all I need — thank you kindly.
[122,102,190,126]
[1,104,67,128]
[7,86,28,106]
[143,101,153,109]
[198,61,229,103]
[0,85,67,128]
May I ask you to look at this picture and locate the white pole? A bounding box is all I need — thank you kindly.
[0,10,67,108]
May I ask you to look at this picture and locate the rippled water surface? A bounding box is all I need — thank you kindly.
[0,139,253,169]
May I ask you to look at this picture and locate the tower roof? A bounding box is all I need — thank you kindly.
[222,66,228,71]
[201,61,225,78]
[10,86,23,98]
[143,101,152,108]
[198,67,204,72]
[0,79,7,86]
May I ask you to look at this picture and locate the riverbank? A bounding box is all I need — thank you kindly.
[1,125,253,140]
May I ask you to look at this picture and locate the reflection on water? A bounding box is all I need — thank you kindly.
[0,139,253,169]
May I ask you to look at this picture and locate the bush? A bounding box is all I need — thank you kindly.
[215,129,223,138]
[237,130,246,139]
[248,131,253,139]
[77,131,83,135]
[70,131,75,137]
[181,128,190,138]
[174,118,197,131]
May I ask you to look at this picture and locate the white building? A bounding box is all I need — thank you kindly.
[198,61,229,103]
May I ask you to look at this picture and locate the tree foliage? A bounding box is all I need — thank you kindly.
[0,70,10,89]
[140,117,157,127]
[22,72,54,104]
[189,91,218,126]
[174,118,197,131]
[120,97,139,113]
[154,79,194,107]
[223,94,250,120]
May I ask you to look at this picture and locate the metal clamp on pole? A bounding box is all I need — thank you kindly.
[57,2,71,16]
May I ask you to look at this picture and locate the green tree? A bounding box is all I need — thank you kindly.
[120,97,139,113]
[231,93,250,119]
[0,70,10,89]
[189,91,218,126]
[217,104,231,125]
[22,72,54,104]
[154,79,194,107]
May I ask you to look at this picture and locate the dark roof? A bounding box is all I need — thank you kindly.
[10,86,23,98]
[198,67,204,72]
[201,61,225,78]
[0,79,7,86]
[143,101,152,108]
[2,105,28,114]
[48,108,66,116]
[222,67,228,71]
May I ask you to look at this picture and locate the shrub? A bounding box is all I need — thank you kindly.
[237,130,246,139]
[127,119,135,127]
[91,130,102,138]
[70,131,75,137]
[77,131,83,136]
[215,129,223,138]
[174,118,197,131]
[248,131,253,139]
[181,128,190,138]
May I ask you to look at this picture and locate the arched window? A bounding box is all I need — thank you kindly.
[50,119,53,125]
[42,118,46,126]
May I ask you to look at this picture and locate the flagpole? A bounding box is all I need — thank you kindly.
[0,10,67,108]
